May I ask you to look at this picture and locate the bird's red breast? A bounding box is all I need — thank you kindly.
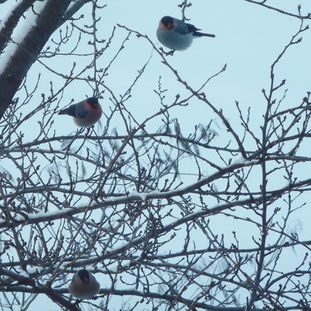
[86,103,97,111]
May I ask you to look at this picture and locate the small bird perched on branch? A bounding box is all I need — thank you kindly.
[58,97,102,127]
[68,269,100,299]
[157,16,215,51]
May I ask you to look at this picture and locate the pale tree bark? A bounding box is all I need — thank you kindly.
[0,0,90,118]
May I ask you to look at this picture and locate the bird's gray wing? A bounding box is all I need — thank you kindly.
[174,19,199,35]
[75,102,88,119]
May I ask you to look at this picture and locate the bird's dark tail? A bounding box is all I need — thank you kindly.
[193,32,215,38]
[58,106,75,117]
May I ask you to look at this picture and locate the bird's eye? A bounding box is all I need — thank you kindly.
[167,22,175,30]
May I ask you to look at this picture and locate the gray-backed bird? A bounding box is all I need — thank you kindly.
[68,269,100,299]
[58,97,102,127]
[157,16,215,51]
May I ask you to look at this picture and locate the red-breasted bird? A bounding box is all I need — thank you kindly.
[157,16,215,51]
[68,269,100,299]
[58,97,102,127]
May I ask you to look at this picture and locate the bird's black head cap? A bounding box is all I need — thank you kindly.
[78,269,90,282]
[87,97,99,108]
[161,16,174,27]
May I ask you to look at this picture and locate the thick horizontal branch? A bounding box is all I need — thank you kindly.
[2,160,311,230]
[1,158,259,229]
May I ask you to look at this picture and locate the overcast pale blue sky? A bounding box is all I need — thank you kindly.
[1,1,311,310]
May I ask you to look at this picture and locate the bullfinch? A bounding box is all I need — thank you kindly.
[68,269,100,299]
[156,16,215,51]
[58,97,102,127]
